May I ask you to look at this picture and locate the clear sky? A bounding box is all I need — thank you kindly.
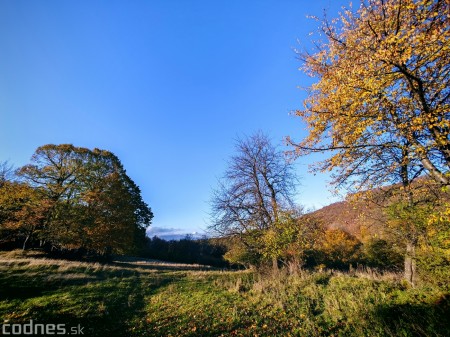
[0,0,346,238]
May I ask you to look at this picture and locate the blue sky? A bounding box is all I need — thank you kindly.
[0,0,346,237]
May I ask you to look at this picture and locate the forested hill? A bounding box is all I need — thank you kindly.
[310,180,449,242]
[311,199,384,241]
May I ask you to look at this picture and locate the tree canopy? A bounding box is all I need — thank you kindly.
[288,0,449,189]
[0,144,153,255]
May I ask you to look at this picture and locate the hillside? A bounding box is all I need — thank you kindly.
[311,199,385,241]
[310,179,448,241]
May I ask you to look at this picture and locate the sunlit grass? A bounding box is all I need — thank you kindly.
[0,250,448,336]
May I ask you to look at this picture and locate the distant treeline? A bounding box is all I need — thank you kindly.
[142,230,406,273]
[142,236,231,268]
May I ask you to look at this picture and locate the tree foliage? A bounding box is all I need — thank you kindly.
[313,228,363,269]
[289,0,450,189]
[4,144,154,255]
[362,238,404,270]
[0,181,49,249]
[418,203,450,286]
[261,211,323,268]
[384,191,450,285]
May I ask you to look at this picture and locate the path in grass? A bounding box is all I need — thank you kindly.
[0,251,448,337]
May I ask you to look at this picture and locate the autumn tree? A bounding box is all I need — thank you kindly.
[209,132,298,269]
[314,228,362,269]
[381,182,448,285]
[0,181,49,249]
[16,144,153,255]
[288,0,449,284]
[289,0,449,187]
[419,203,450,286]
[261,211,323,272]
[0,161,47,249]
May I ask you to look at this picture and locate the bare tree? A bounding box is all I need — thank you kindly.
[209,132,298,268]
[0,161,14,186]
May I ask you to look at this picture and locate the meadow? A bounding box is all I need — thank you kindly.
[0,250,448,337]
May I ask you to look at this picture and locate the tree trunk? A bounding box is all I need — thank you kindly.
[22,228,34,250]
[22,235,30,250]
[404,241,417,287]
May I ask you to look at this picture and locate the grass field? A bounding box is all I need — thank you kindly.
[0,250,448,337]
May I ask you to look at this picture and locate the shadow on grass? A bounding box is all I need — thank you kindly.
[0,262,183,337]
[1,275,178,337]
[0,269,134,301]
[374,294,450,337]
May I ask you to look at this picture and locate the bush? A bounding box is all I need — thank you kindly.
[363,238,403,271]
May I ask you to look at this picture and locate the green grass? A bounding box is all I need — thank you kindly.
[0,250,448,337]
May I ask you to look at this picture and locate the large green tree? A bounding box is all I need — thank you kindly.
[16,144,153,255]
